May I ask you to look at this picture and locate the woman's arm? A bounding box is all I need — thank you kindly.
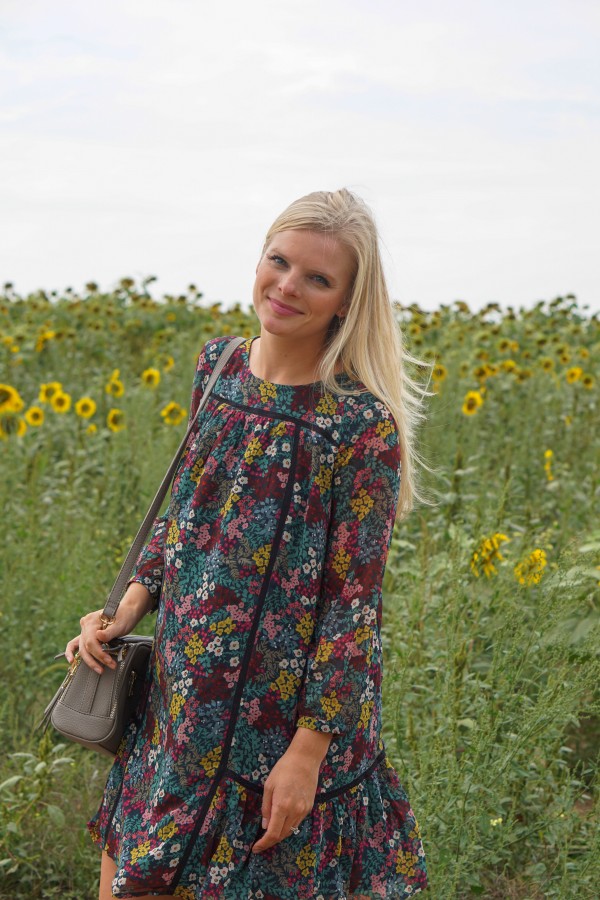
[295,406,401,737]
[253,402,401,854]
[64,340,224,665]
[125,338,226,604]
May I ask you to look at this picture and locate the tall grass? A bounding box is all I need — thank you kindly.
[1,284,598,898]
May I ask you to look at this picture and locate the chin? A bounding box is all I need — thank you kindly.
[259,316,300,336]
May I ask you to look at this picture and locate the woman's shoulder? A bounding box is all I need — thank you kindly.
[200,334,240,363]
[195,334,242,376]
[324,380,398,448]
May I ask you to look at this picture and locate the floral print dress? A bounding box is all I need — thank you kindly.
[88,335,428,898]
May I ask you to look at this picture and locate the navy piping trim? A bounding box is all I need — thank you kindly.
[172,425,301,886]
[210,393,341,447]
[223,747,386,803]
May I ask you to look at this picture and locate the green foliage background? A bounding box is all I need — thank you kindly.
[1,282,598,898]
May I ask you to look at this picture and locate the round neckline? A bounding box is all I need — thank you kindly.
[243,335,351,390]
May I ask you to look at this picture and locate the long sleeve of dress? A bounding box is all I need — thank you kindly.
[126,339,218,605]
[296,404,401,736]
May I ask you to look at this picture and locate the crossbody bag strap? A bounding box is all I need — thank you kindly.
[101,336,246,620]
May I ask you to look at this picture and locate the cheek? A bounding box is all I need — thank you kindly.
[253,262,269,292]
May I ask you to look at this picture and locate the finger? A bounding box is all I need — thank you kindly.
[77,641,105,676]
[64,637,80,664]
[252,809,288,853]
[84,616,118,669]
[91,636,118,671]
[261,782,273,830]
[79,632,116,674]
[96,621,117,640]
[95,627,118,662]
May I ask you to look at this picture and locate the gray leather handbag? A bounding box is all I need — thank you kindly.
[39,337,245,756]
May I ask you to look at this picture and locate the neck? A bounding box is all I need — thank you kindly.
[250,333,327,385]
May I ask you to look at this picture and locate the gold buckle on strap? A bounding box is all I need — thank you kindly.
[99,614,116,629]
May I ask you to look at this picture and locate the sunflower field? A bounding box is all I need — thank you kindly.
[0,281,598,899]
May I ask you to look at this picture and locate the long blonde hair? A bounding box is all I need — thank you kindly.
[263,188,432,519]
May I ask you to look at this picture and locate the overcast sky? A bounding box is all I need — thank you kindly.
[1,0,599,313]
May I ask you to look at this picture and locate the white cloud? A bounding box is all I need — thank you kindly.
[0,0,598,310]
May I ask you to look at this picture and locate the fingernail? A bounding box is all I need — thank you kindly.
[262,817,267,829]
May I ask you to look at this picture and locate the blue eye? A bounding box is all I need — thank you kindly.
[267,254,286,266]
[312,274,330,287]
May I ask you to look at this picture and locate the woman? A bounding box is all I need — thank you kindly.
[67,188,429,898]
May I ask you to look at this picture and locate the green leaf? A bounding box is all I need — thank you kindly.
[45,804,66,828]
[0,775,23,792]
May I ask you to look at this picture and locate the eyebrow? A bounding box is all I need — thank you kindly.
[268,247,337,284]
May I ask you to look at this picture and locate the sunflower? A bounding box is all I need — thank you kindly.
[161,401,186,426]
[582,374,594,390]
[35,330,56,352]
[0,414,27,438]
[539,357,554,372]
[500,359,517,373]
[161,355,175,373]
[39,381,63,403]
[471,533,510,578]
[462,391,484,416]
[75,397,97,419]
[106,369,125,397]
[514,549,547,586]
[566,366,583,384]
[432,364,447,382]
[0,383,24,413]
[25,406,44,426]
[141,368,161,388]
[86,423,98,435]
[497,338,511,353]
[515,368,533,382]
[579,347,590,360]
[51,391,72,413]
[107,408,126,432]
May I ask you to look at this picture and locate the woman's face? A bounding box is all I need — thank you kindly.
[253,229,355,347]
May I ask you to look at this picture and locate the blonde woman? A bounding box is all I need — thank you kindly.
[68,188,429,898]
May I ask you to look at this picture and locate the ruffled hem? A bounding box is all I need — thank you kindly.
[88,752,427,899]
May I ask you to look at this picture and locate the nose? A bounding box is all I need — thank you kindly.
[279,272,299,297]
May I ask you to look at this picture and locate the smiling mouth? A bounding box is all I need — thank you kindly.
[269,297,303,315]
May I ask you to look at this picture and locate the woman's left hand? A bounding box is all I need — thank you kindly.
[251,748,320,853]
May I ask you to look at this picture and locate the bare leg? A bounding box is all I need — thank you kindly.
[99,852,117,900]
[99,851,173,900]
